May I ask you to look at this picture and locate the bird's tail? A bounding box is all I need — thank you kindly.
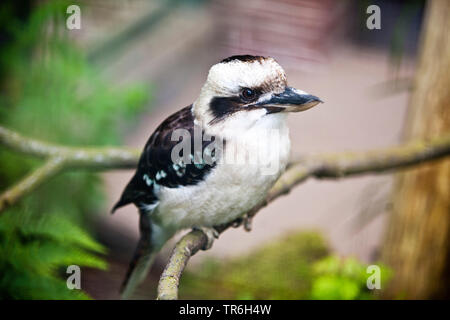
[120,210,169,299]
[120,234,157,299]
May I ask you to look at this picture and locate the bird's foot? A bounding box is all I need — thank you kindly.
[231,213,253,232]
[193,226,219,250]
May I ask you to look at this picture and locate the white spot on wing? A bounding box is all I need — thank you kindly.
[140,201,159,212]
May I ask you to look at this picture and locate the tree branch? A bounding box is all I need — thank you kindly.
[1,125,450,299]
[157,230,208,300]
[0,126,140,213]
[156,133,450,300]
[0,126,140,169]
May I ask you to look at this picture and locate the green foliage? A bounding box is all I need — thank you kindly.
[0,210,106,299]
[310,255,391,300]
[179,231,329,299]
[0,2,149,299]
[179,231,391,300]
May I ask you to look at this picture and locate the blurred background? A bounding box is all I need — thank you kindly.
[1,0,449,300]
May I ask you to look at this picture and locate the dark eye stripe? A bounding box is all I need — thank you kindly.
[208,87,264,124]
[209,96,241,124]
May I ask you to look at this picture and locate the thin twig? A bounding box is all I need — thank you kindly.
[0,157,65,212]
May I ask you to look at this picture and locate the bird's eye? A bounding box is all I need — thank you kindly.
[241,88,256,101]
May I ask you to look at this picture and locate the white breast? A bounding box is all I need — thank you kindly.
[152,112,291,231]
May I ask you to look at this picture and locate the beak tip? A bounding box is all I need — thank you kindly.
[312,96,323,104]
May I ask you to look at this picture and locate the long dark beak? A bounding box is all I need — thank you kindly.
[253,87,323,113]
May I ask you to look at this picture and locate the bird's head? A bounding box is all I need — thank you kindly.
[193,55,322,133]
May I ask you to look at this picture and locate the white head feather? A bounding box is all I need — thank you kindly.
[193,56,287,134]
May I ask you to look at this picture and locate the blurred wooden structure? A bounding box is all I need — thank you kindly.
[213,0,347,71]
[382,0,450,299]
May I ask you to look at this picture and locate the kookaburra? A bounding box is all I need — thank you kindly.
[112,55,322,298]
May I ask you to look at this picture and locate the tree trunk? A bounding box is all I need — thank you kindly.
[382,0,450,299]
